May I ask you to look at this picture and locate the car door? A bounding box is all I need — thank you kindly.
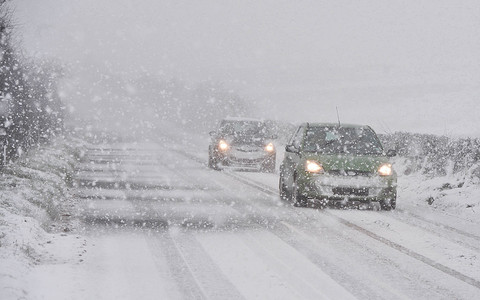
[281,125,305,192]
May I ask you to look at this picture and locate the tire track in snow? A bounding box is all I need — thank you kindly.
[196,174,368,299]
[241,230,357,300]
[221,171,476,298]
[395,208,480,242]
[383,209,480,253]
[323,210,480,289]
[161,231,245,300]
[223,171,480,291]
[146,231,208,300]
[275,219,475,300]
[78,145,208,299]
[219,173,439,299]
[275,221,413,300]
[96,145,243,299]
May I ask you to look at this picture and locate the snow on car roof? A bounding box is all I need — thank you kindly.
[306,122,370,129]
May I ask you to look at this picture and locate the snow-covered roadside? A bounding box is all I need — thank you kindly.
[395,156,480,223]
[0,137,88,300]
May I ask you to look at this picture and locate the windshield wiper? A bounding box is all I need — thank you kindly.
[323,139,338,147]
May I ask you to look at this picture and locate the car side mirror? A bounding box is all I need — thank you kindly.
[209,131,216,136]
[285,145,299,153]
[386,149,397,157]
[270,134,278,139]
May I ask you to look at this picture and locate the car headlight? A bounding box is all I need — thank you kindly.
[305,160,324,174]
[218,140,229,151]
[264,142,275,152]
[378,163,393,176]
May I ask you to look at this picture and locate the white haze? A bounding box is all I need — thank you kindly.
[14,0,480,137]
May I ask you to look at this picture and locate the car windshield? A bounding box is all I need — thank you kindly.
[303,126,383,155]
[219,120,269,137]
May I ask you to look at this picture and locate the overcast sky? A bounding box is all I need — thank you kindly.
[14,0,480,136]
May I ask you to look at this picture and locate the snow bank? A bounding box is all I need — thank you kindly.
[396,156,480,222]
[0,137,86,299]
[376,132,480,218]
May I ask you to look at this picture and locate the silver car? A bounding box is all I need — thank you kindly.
[208,118,276,172]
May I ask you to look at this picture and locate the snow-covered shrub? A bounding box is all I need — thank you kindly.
[380,132,480,181]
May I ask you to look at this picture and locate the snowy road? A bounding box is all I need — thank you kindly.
[31,135,480,299]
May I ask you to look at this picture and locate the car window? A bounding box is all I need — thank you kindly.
[325,131,338,141]
[303,126,383,155]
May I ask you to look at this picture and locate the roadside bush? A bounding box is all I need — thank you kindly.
[379,132,480,180]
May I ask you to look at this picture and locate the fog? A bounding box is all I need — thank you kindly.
[3,3,480,299]
[14,0,480,136]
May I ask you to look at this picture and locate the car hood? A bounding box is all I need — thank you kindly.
[304,153,390,173]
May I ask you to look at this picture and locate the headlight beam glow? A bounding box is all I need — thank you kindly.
[305,160,324,173]
[218,140,229,151]
[265,142,275,152]
[378,164,393,176]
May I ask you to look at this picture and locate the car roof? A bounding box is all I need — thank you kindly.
[304,123,370,129]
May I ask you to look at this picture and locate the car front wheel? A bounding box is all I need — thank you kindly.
[291,179,307,207]
[380,196,396,211]
[279,176,289,201]
[208,152,220,170]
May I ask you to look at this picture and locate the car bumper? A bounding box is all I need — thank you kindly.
[220,153,275,168]
[299,174,396,202]
[218,151,276,168]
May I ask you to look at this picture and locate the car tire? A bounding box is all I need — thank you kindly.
[380,196,396,211]
[318,199,328,209]
[279,176,289,201]
[208,153,220,170]
[292,179,307,207]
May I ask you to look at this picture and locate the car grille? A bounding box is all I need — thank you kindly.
[327,170,372,177]
[230,157,264,163]
[234,145,262,152]
[332,187,369,196]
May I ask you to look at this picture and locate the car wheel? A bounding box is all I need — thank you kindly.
[279,176,289,201]
[380,197,396,211]
[292,179,307,207]
[208,153,220,170]
[318,199,328,209]
[390,195,397,210]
